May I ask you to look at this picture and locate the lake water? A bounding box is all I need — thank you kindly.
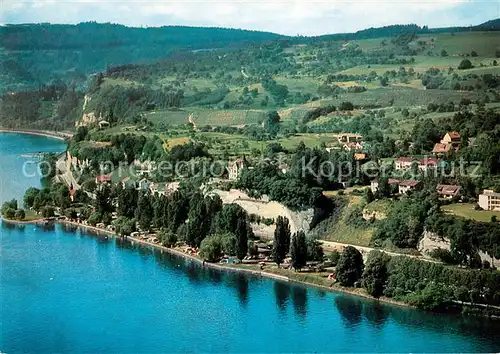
[2,133,500,353]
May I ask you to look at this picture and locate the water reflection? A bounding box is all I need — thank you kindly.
[274,281,290,313]
[233,274,249,308]
[291,286,308,320]
[335,295,363,328]
[362,302,389,329]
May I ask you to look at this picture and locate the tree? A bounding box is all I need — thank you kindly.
[235,218,248,260]
[114,216,136,236]
[14,209,26,220]
[272,216,291,266]
[362,250,390,297]
[135,192,153,231]
[23,187,40,208]
[290,231,308,271]
[470,50,478,57]
[265,110,281,137]
[117,185,138,218]
[441,49,448,57]
[158,227,178,247]
[199,234,224,262]
[329,250,341,266]
[336,246,364,286]
[458,59,472,70]
[94,185,113,216]
[41,206,55,218]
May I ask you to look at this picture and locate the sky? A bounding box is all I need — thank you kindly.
[1,0,499,36]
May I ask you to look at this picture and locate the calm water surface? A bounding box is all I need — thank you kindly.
[1,133,500,353]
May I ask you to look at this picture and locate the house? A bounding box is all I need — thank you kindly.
[337,133,363,144]
[432,143,453,155]
[95,174,111,184]
[418,158,439,171]
[227,157,245,180]
[478,190,500,211]
[121,176,137,189]
[433,131,461,155]
[150,181,180,197]
[343,142,364,152]
[395,157,414,170]
[398,180,422,194]
[441,131,461,146]
[436,184,461,199]
[370,178,420,195]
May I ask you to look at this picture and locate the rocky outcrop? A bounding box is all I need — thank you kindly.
[210,188,314,238]
[418,229,500,267]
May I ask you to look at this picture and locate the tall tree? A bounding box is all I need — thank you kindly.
[135,192,153,231]
[336,246,364,286]
[235,218,248,260]
[362,250,390,297]
[118,185,138,218]
[273,216,291,266]
[290,231,308,271]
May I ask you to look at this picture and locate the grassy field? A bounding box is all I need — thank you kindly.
[146,108,267,127]
[442,203,500,222]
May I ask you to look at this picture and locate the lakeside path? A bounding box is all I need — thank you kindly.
[2,217,412,310]
[0,128,73,141]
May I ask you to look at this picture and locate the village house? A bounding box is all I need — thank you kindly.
[436,184,461,199]
[227,157,246,180]
[398,180,422,194]
[432,131,461,155]
[418,158,439,171]
[343,141,364,152]
[478,189,500,211]
[371,178,421,195]
[150,181,180,197]
[441,131,461,146]
[395,157,414,170]
[337,133,363,144]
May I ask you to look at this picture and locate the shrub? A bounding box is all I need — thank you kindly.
[428,248,456,264]
[458,59,473,70]
[329,250,341,266]
[14,209,26,220]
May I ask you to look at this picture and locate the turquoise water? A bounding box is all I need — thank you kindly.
[0,132,66,202]
[2,133,500,353]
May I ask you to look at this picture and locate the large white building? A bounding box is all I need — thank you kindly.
[478,190,500,211]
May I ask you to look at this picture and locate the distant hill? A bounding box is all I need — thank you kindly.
[0,19,498,92]
[0,22,284,91]
[307,19,500,42]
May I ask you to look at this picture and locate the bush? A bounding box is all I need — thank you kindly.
[41,206,55,218]
[329,250,341,266]
[14,209,26,220]
[428,248,456,264]
[458,59,473,70]
[199,234,224,262]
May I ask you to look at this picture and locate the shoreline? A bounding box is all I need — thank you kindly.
[0,128,72,141]
[3,216,411,309]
